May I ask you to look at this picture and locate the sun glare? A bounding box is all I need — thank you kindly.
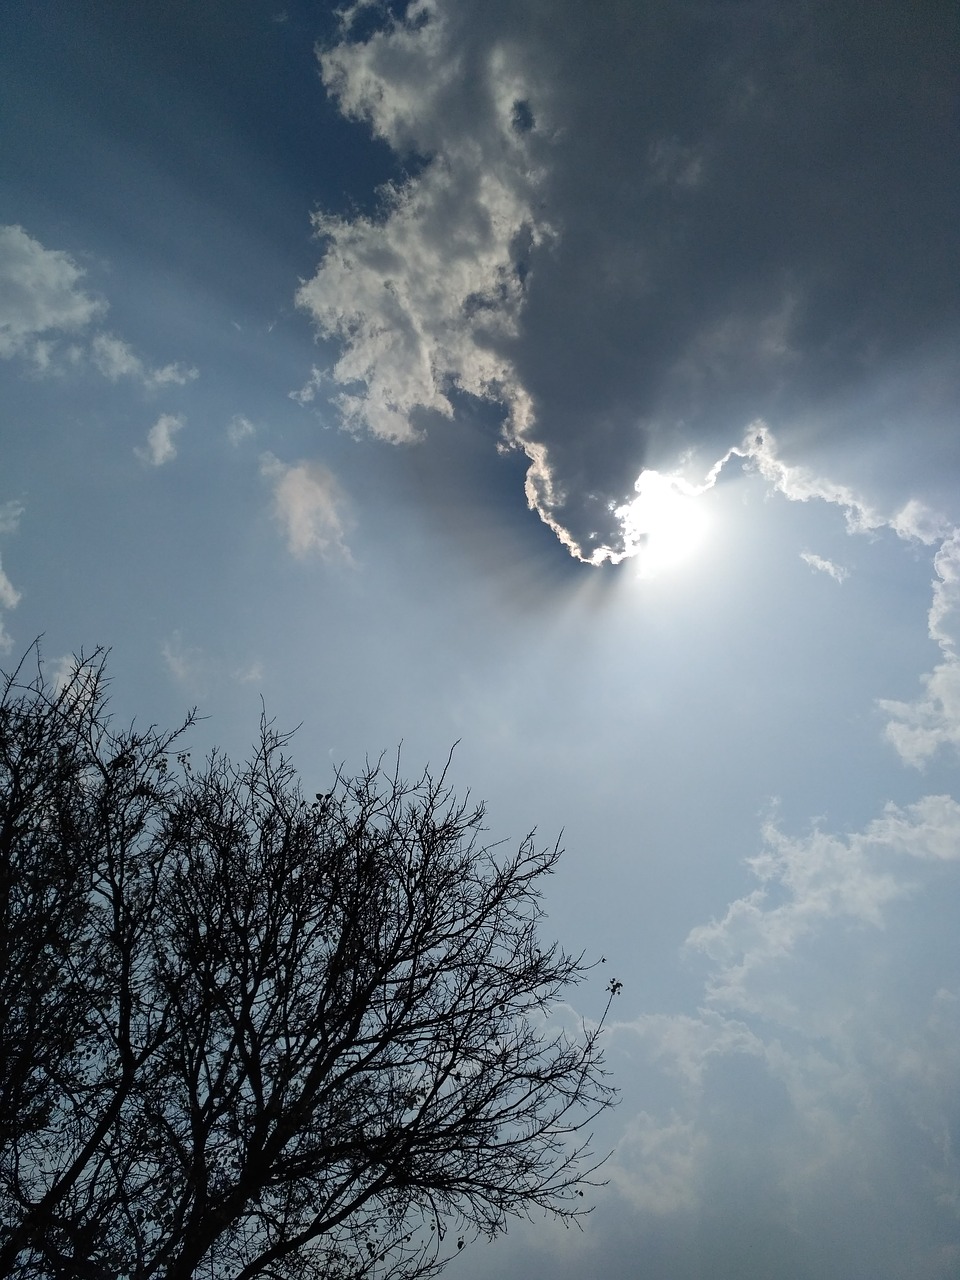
[616,470,711,577]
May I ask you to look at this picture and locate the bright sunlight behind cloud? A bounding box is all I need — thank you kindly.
[615,471,711,577]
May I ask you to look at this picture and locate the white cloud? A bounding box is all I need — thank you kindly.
[609,1111,707,1215]
[136,414,185,467]
[233,660,263,685]
[730,423,887,535]
[297,1,554,533]
[880,528,960,766]
[296,165,544,444]
[602,792,960,1263]
[0,224,105,365]
[260,452,352,561]
[684,794,960,1025]
[49,654,103,713]
[0,561,20,613]
[800,550,847,582]
[0,500,24,654]
[891,498,951,546]
[0,501,24,536]
[0,224,197,390]
[161,631,206,692]
[687,820,903,1024]
[91,332,197,391]
[621,422,950,570]
[226,414,256,445]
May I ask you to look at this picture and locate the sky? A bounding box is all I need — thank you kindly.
[1,1,959,1276]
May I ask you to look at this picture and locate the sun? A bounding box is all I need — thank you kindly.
[615,470,710,577]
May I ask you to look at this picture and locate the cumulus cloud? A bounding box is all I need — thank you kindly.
[136,413,185,466]
[0,224,197,389]
[301,1,958,564]
[296,3,548,455]
[260,452,352,561]
[0,224,105,366]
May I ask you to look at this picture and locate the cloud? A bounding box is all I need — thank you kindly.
[296,7,548,447]
[0,501,24,536]
[296,0,555,519]
[0,224,105,366]
[0,552,20,656]
[597,789,960,1276]
[49,654,101,710]
[136,413,185,466]
[0,501,24,655]
[880,528,960,766]
[609,1111,707,1216]
[91,332,197,391]
[634,422,950,568]
[0,224,197,389]
[0,562,20,613]
[302,2,958,564]
[233,660,263,685]
[226,414,256,445]
[160,630,206,692]
[260,452,352,561]
[686,797,960,1022]
[800,551,847,582]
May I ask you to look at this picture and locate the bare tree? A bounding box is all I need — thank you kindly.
[0,649,617,1280]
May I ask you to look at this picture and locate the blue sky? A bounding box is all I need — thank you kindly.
[2,2,959,1277]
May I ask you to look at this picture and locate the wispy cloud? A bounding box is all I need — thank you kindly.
[800,551,847,582]
[160,630,206,692]
[0,501,24,536]
[136,413,185,466]
[260,452,353,561]
[91,332,197,391]
[226,414,256,445]
[623,422,949,569]
[0,224,197,390]
[600,790,960,1262]
[233,660,263,685]
[686,798,959,1020]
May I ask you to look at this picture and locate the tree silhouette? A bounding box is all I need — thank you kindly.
[0,648,617,1280]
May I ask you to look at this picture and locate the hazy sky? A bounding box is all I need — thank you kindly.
[2,2,959,1277]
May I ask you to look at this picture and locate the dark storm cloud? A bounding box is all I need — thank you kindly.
[299,0,958,561]
[510,0,957,543]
